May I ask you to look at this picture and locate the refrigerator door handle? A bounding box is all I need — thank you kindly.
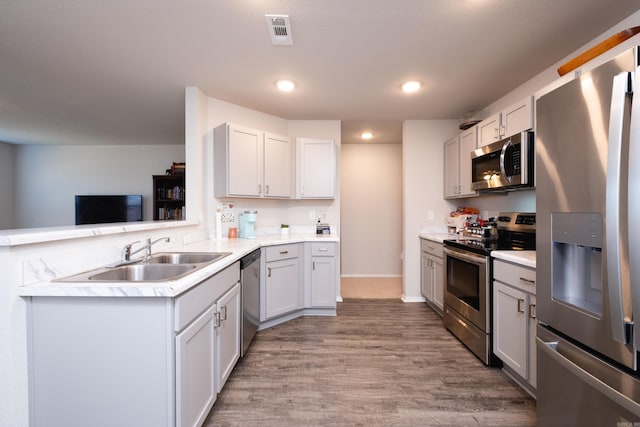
[606,71,633,344]
[538,336,640,417]
[630,65,640,347]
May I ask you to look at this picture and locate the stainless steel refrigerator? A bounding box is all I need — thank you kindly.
[536,46,640,425]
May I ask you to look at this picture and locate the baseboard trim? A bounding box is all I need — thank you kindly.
[341,274,402,279]
[401,295,427,303]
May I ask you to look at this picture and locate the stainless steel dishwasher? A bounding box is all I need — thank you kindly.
[240,249,261,356]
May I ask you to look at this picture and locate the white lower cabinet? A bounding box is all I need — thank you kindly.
[305,242,338,308]
[215,282,241,393]
[492,259,536,392]
[176,305,217,427]
[262,243,303,320]
[28,262,241,427]
[420,239,444,314]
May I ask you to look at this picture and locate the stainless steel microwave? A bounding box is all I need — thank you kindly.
[470,131,534,191]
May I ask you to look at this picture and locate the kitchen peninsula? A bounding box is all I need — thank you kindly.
[15,222,338,427]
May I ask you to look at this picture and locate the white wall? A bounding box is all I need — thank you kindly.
[12,144,184,228]
[341,143,402,277]
[0,142,15,229]
[403,120,459,301]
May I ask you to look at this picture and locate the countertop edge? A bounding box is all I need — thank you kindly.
[491,250,536,269]
[18,234,339,298]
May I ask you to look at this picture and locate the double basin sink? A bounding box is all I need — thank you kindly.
[55,252,232,283]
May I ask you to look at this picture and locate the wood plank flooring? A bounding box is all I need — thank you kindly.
[204,299,536,426]
[340,276,403,299]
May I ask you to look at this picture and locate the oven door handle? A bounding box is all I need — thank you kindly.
[443,246,487,266]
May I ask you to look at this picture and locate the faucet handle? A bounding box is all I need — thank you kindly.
[122,240,141,261]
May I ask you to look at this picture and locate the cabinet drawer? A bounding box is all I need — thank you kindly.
[264,244,300,262]
[174,262,240,332]
[310,242,336,256]
[493,259,536,294]
[420,239,443,258]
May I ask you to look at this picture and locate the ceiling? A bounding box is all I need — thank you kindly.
[1,1,638,146]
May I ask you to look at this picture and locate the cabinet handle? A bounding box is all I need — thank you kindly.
[279,250,289,255]
[312,261,316,270]
[319,248,328,252]
[265,184,270,194]
[517,298,525,313]
[221,305,227,321]
[267,267,271,277]
[214,311,221,328]
[258,184,262,194]
[500,125,506,137]
[301,186,304,196]
[493,128,499,139]
[519,276,535,284]
[529,303,536,319]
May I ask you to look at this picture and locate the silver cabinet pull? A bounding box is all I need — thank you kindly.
[221,305,227,321]
[529,303,536,319]
[517,298,525,313]
[519,276,535,284]
[318,248,328,252]
[258,184,262,194]
[279,250,289,255]
[265,184,270,194]
[214,311,221,328]
[267,267,271,277]
[312,261,316,270]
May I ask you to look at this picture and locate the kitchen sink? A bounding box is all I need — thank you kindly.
[54,251,232,283]
[87,264,198,282]
[145,252,231,265]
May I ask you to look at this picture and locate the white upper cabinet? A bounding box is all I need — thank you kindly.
[443,136,460,199]
[264,132,293,198]
[214,123,292,198]
[443,127,477,199]
[478,96,534,147]
[296,138,336,199]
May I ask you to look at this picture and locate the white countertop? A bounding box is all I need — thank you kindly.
[18,233,339,298]
[491,250,536,269]
[418,232,459,243]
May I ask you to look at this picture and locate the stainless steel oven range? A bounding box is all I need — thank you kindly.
[443,212,536,365]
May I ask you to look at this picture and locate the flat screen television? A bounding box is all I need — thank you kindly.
[75,195,143,225]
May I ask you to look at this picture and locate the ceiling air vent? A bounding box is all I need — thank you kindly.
[265,14,293,45]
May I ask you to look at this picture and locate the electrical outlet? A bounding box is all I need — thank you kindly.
[309,210,316,220]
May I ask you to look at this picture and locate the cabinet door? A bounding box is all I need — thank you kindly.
[458,127,477,197]
[297,138,336,198]
[176,305,216,427]
[310,256,336,307]
[216,283,241,393]
[443,136,460,198]
[228,124,263,196]
[265,257,302,318]
[432,255,445,313]
[493,282,528,378]
[264,132,292,198]
[528,294,537,389]
[478,112,501,147]
[420,251,433,300]
[502,96,534,138]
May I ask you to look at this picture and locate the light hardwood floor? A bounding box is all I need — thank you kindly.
[204,299,536,426]
[340,276,403,299]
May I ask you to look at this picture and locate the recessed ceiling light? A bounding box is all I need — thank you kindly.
[361,132,373,140]
[276,80,295,92]
[402,80,422,93]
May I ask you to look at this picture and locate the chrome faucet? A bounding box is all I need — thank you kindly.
[121,236,170,262]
